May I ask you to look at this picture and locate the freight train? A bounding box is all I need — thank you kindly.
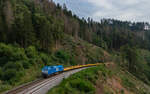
[42,63,101,78]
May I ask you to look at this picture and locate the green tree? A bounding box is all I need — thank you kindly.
[121,45,140,72]
[51,19,64,49]
[33,13,53,51]
[12,4,35,47]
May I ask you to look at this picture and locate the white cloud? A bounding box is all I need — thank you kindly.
[116,12,142,21]
[88,0,150,22]
[54,0,150,22]
[117,0,140,5]
[92,9,143,22]
[86,0,114,9]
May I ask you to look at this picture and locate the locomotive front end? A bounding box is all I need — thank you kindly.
[42,66,49,78]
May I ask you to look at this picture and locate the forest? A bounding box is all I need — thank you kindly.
[0,0,150,51]
[1,0,150,92]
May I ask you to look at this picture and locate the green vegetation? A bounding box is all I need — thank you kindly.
[0,0,150,52]
[118,69,150,94]
[48,64,150,94]
[0,42,72,92]
[121,75,135,89]
[48,65,111,94]
[0,0,150,93]
[0,35,107,93]
[0,43,44,92]
[119,46,150,85]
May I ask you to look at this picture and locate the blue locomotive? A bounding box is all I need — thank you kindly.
[42,65,64,78]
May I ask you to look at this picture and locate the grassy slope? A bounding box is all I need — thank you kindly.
[59,35,111,65]
[48,64,150,94]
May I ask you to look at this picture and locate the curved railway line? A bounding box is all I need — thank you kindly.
[4,63,109,94]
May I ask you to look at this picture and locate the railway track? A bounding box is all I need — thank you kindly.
[4,67,88,94]
[4,78,44,94]
[4,63,110,94]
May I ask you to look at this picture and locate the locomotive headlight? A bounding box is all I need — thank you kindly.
[42,70,48,74]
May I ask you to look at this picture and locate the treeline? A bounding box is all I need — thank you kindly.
[0,0,150,52]
[84,19,150,50]
[0,0,64,52]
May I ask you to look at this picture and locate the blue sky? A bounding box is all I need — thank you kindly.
[54,0,150,22]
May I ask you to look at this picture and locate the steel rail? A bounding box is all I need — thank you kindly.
[4,63,105,94]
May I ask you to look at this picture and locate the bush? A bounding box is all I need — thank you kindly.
[0,68,2,78]
[25,46,38,58]
[12,48,27,61]
[121,76,135,89]
[0,43,28,67]
[4,62,24,71]
[0,84,11,93]
[22,60,30,69]
[70,78,95,93]
[40,53,52,65]
[1,69,17,81]
[55,50,70,63]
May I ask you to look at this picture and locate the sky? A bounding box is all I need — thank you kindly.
[54,0,150,23]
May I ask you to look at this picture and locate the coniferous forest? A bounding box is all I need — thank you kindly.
[1,0,150,93]
[0,0,150,50]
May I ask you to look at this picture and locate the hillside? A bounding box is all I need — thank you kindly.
[0,34,110,93]
[48,64,150,94]
[0,0,150,93]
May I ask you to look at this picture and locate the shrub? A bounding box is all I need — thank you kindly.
[1,69,17,81]
[0,43,28,67]
[70,78,95,93]
[40,53,52,65]
[0,68,2,78]
[25,46,38,58]
[22,60,30,69]
[55,50,70,62]
[121,76,135,89]
[4,62,24,71]
[12,48,27,61]
[0,84,11,93]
